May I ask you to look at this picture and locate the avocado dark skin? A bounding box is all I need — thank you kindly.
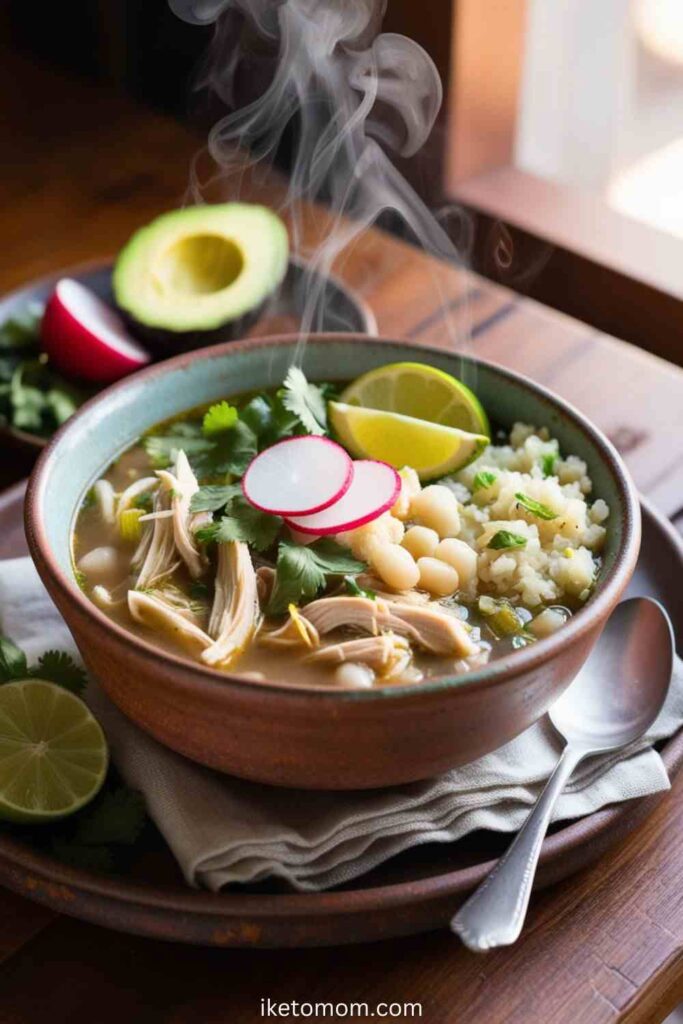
[119,302,267,359]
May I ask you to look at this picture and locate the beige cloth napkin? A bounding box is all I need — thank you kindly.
[1,556,681,893]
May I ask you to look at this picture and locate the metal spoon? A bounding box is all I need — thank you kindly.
[451,597,675,952]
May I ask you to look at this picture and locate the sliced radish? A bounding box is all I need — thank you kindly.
[242,436,354,517]
[41,278,150,383]
[285,460,401,536]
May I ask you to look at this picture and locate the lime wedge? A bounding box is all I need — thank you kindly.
[0,679,108,824]
[340,362,490,437]
[329,402,488,480]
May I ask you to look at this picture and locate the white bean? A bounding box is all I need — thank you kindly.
[402,525,439,560]
[434,538,478,585]
[334,662,375,689]
[417,556,460,597]
[77,545,122,582]
[411,485,461,538]
[371,542,420,591]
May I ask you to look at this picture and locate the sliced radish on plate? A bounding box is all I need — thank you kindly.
[42,278,150,384]
[242,435,354,517]
[285,460,401,536]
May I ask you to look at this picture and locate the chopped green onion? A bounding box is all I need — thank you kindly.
[472,470,497,492]
[514,492,558,520]
[541,453,557,478]
[488,530,527,550]
[478,596,525,637]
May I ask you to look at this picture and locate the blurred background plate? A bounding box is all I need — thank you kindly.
[0,256,377,455]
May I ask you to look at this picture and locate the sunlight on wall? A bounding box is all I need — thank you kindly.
[608,136,683,238]
[636,0,683,65]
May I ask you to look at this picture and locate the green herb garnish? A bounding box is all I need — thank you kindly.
[267,539,366,615]
[190,482,242,513]
[345,575,376,600]
[472,470,497,492]
[514,492,558,521]
[202,400,238,436]
[488,530,527,550]
[0,307,89,437]
[28,650,88,695]
[281,367,328,436]
[541,453,557,478]
[196,495,282,552]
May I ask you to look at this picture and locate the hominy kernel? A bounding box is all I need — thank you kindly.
[402,525,439,560]
[334,662,375,689]
[411,485,461,538]
[417,556,460,597]
[371,542,420,591]
[434,538,478,585]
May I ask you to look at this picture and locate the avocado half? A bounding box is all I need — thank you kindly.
[112,203,289,355]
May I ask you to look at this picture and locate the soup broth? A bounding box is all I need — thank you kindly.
[73,376,608,691]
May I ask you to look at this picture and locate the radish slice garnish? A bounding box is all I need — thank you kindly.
[285,460,401,536]
[41,278,150,384]
[242,436,354,517]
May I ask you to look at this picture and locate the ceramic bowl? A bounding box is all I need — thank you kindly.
[25,335,641,789]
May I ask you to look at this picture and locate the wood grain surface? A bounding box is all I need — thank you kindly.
[1,49,683,1024]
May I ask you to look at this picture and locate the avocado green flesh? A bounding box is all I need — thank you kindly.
[113,203,289,333]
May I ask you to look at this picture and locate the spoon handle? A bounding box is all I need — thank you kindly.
[451,744,584,951]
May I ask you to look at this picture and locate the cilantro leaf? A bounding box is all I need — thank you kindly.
[144,434,214,470]
[190,483,242,514]
[200,420,258,477]
[73,787,147,847]
[514,492,558,521]
[240,395,274,439]
[29,650,87,695]
[488,530,527,550]
[197,496,282,552]
[202,401,238,436]
[541,453,558,478]
[345,575,376,600]
[268,539,366,614]
[45,387,79,426]
[0,305,43,351]
[281,367,328,436]
[472,470,497,492]
[0,635,27,682]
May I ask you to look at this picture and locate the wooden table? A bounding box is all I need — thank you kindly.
[2,51,683,1024]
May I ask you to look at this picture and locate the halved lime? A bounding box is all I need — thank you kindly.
[329,402,488,480]
[0,679,108,824]
[340,362,490,437]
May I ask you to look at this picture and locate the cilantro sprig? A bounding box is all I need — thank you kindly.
[196,495,282,552]
[0,634,86,693]
[267,539,367,615]
[0,306,88,437]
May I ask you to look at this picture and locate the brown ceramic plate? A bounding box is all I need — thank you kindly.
[0,257,377,455]
[0,482,680,947]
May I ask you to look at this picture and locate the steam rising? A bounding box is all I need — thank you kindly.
[170,0,472,355]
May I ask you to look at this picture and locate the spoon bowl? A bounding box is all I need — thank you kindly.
[550,598,674,752]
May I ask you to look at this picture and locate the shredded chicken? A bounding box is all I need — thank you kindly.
[306,634,410,672]
[134,478,178,589]
[128,590,212,656]
[302,596,478,657]
[202,542,261,667]
[158,450,207,580]
[116,476,159,519]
